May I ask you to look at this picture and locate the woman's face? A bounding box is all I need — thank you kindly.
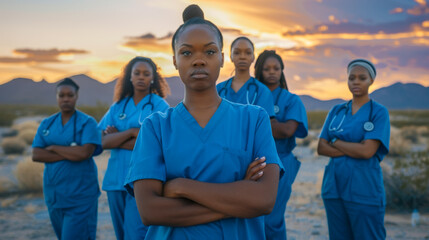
[173,24,224,91]
[130,61,154,93]
[57,85,77,113]
[230,39,254,72]
[262,57,282,87]
[348,65,373,97]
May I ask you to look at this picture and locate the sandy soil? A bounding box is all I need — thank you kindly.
[0,147,428,239]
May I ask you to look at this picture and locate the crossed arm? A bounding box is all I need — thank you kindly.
[270,118,299,139]
[32,144,96,163]
[133,158,279,226]
[317,138,380,159]
[101,126,139,150]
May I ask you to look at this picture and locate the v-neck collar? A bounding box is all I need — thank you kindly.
[125,94,151,118]
[132,94,151,108]
[60,111,77,129]
[349,100,371,117]
[228,77,253,94]
[176,99,226,142]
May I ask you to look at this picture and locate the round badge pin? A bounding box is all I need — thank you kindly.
[363,121,374,132]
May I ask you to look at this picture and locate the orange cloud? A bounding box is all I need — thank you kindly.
[407,0,429,15]
[121,33,173,53]
[390,8,403,14]
[0,48,89,64]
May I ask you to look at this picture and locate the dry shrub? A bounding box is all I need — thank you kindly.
[0,177,15,194]
[1,129,18,137]
[418,126,429,138]
[12,121,39,132]
[388,127,411,157]
[1,196,18,208]
[400,126,429,144]
[300,130,320,151]
[384,151,429,210]
[308,140,319,155]
[24,204,37,214]
[1,137,26,155]
[295,138,305,146]
[299,134,319,147]
[14,156,44,192]
[18,128,37,145]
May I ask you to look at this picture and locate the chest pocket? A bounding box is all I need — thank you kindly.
[222,147,251,181]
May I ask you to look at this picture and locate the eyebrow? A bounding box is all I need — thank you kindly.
[179,42,217,48]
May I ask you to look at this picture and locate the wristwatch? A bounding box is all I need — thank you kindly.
[330,138,338,145]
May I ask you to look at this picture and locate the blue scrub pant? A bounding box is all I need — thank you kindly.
[323,199,386,240]
[107,190,148,240]
[265,155,301,240]
[48,201,98,240]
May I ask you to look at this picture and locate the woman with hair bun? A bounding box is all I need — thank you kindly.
[317,59,390,239]
[125,5,283,239]
[32,78,102,240]
[98,56,170,239]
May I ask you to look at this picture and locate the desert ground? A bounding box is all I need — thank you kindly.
[0,123,428,239]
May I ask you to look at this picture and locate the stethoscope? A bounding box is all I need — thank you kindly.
[328,99,374,132]
[42,112,78,146]
[118,94,154,125]
[273,88,282,114]
[219,77,259,105]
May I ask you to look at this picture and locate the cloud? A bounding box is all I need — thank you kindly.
[219,27,246,35]
[407,0,429,15]
[390,8,404,14]
[121,32,173,53]
[283,15,429,36]
[0,48,89,64]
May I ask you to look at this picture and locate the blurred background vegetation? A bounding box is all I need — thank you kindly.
[1,104,428,211]
[0,103,109,126]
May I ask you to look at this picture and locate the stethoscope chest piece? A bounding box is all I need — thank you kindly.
[42,129,50,136]
[274,105,280,114]
[363,121,374,132]
[119,113,126,120]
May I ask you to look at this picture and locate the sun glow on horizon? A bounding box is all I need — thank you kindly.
[0,0,428,100]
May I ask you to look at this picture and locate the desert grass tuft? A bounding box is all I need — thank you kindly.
[18,128,37,145]
[14,157,44,192]
[1,137,26,155]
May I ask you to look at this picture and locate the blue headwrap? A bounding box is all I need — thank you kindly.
[347,59,376,80]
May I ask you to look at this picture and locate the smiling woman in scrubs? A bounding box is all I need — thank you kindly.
[317,59,390,240]
[32,78,102,240]
[254,50,308,240]
[125,5,283,239]
[98,57,170,239]
[216,37,275,117]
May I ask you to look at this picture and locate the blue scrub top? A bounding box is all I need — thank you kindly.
[319,100,390,206]
[32,110,102,208]
[217,77,275,117]
[98,94,169,191]
[272,87,308,155]
[125,99,283,240]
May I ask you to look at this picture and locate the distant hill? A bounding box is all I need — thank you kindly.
[0,75,427,110]
[370,82,429,110]
[0,74,116,106]
[0,74,183,107]
[300,95,345,111]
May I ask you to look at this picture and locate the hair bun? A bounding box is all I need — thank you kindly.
[182,4,204,23]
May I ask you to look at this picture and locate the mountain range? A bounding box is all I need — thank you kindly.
[0,74,428,110]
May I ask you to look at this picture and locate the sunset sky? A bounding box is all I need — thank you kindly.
[1,0,428,99]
